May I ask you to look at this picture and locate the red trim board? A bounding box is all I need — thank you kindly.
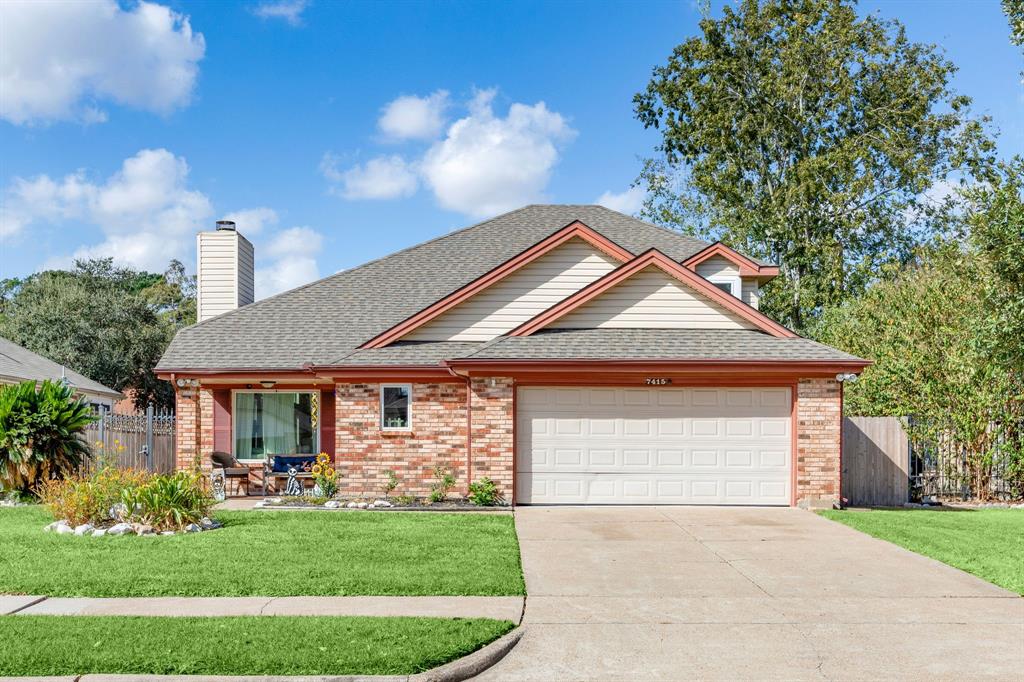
[508,249,798,338]
[360,221,634,349]
[682,241,780,278]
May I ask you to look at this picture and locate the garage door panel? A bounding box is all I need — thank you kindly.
[517,387,791,505]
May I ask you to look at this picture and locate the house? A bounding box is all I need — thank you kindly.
[156,206,868,508]
[0,335,122,411]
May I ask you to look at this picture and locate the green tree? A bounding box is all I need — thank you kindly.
[0,380,95,495]
[0,259,195,410]
[1005,0,1024,50]
[634,0,993,331]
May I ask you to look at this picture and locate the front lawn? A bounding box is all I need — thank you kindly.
[0,615,514,676]
[820,508,1024,594]
[0,507,524,597]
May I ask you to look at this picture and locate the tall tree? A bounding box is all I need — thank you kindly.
[0,259,195,409]
[634,0,993,330]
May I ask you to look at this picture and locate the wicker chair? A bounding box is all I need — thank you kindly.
[211,451,251,496]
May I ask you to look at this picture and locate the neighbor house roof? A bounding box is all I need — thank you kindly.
[0,336,121,400]
[157,205,735,371]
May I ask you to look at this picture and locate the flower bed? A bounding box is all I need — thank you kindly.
[255,496,510,511]
[37,462,218,536]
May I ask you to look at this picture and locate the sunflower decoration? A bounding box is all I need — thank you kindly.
[312,452,339,500]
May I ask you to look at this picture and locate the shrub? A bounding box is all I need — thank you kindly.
[393,494,416,506]
[120,471,213,531]
[429,466,456,503]
[310,453,339,499]
[382,469,399,498]
[37,466,148,527]
[468,477,502,506]
[0,380,96,494]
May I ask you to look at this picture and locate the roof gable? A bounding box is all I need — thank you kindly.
[682,242,780,278]
[402,236,622,342]
[511,249,797,338]
[156,206,750,371]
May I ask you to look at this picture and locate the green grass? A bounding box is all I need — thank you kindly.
[820,508,1024,594]
[0,507,524,597]
[0,615,514,676]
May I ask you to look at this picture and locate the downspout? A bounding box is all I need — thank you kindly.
[447,365,473,495]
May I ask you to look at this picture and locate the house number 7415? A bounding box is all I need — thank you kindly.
[645,378,672,385]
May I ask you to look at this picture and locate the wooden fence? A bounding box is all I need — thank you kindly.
[841,416,910,507]
[83,407,176,473]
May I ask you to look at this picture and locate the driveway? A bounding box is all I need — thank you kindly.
[478,506,1024,681]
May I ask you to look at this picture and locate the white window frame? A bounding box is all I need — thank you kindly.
[380,384,413,431]
[707,274,741,298]
[232,389,321,462]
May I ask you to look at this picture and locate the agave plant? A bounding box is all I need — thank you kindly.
[0,380,96,494]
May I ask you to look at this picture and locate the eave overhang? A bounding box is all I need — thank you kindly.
[682,241,780,279]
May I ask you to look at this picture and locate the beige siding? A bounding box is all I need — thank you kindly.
[197,231,255,322]
[742,279,760,308]
[405,238,620,341]
[694,255,738,279]
[554,266,757,330]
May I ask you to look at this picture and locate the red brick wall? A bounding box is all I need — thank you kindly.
[469,377,515,499]
[795,378,842,508]
[174,386,213,473]
[335,382,468,498]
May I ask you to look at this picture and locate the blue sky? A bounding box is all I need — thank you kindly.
[1,0,1021,297]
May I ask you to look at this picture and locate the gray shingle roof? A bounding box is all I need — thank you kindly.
[450,329,863,362]
[157,205,725,370]
[0,336,122,399]
[338,342,483,366]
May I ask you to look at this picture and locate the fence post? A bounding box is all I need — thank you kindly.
[145,403,155,472]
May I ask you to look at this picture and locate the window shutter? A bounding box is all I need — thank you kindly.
[320,388,335,457]
[212,389,232,453]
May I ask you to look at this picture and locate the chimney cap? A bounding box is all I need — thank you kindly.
[215,220,236,231]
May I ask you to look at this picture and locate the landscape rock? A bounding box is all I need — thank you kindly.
[161,530,176,536]
[107,522,135,536]
[373,500,393,508]
[199,516,222,530]
[184,523,202,533]
[357,502,368,509]
[132,523,154,535]
[43,521,61,532]
[324,500,340,509]
[346,502,359,509]
[74,523,95,536]
[55,522,75,535]
[92,528,107,537]
[903,502,923,508]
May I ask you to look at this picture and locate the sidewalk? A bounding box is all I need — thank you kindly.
[2,595,524,621]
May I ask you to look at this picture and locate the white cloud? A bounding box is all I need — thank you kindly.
[6,149,213,271]
[324,88,575,217]
[596,186,646,215]
[420,89,576,217]
[252,0,309,26]
[255,226,323,298]
[0,0,205,125]
[378,90,449,141]
[221,207,279,235]
[321,153,419,200]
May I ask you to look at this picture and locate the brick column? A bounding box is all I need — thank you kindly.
[174,386,213,473]
[795,378,842,508]
[469,377,514,501]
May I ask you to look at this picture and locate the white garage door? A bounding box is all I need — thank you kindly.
[516,386,791,505]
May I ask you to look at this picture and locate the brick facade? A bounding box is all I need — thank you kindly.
[795,378,842,508]
[335,382,469,498]
[469,377,515,498]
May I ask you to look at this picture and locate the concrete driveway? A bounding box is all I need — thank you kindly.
[478,506,1024,681]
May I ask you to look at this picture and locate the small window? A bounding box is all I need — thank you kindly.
[708,276,740,297]
[381,384,411,430]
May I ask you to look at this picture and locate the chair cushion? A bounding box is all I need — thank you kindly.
[269,455,317,473]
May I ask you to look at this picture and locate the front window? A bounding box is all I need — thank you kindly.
[234,391,318,461]
[381,384,411,430]
[708,276,740,297]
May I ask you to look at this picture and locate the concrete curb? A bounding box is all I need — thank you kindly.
[3,627,526,682]
[409,625,526,682]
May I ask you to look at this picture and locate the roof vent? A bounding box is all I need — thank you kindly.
[215,220,236,231]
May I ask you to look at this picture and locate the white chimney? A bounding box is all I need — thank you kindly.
[196,220,255,322]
